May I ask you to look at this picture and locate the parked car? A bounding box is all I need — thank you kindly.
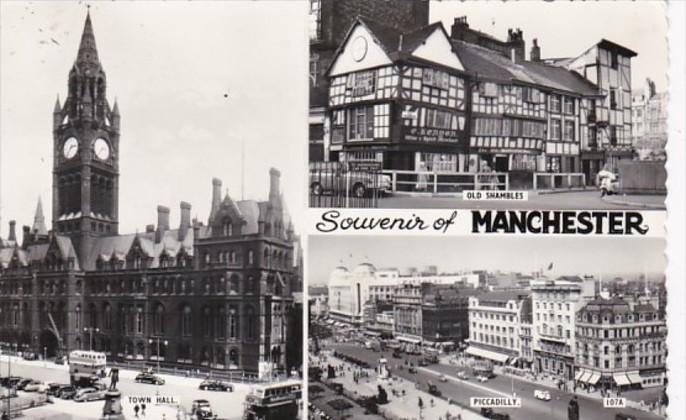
[24,381,50,393]
[392,350,402,359]
[16,378,35,390]
[0,376,22,388]
[22,352,39,361]
[135,372,165,385]
[54,355,66,365]
[47,383,69,397]
[456,371,469,380]
[408,366,417,374]
[74,388,106,402]
[198,380,233,392]
[191,399,214,419]
[309,166,391,198]
[476,375,489,383]
[534,389,551,401]
[437,374,447,383]
[57,385,78,399]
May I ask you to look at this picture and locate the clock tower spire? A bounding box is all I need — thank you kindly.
[52,10,120,263]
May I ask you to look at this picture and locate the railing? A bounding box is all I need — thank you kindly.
[533,172,586,190]
[309,161,384,208]
[382,170,510,194]
[107,360,288,384]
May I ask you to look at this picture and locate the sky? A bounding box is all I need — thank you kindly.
[0,1,309,238]
[431,1,668,92]
[308,236,666,286]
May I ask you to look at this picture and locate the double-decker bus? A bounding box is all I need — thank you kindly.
[243,380,301,420]
[69,350,107,387]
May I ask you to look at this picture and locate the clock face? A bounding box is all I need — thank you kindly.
[94,138,110,160]
[63,137,79,159]
[352,36,368,62]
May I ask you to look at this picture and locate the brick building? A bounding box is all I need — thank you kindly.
[0,12,301,378]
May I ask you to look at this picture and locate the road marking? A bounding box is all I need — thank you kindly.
[419,367,512,398]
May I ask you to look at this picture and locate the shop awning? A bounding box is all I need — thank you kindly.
[465,346,510,363]
[626,371,643,384]
[397,336,422,345]
[588,372,601,385]
[613,373,631,386]
[509,357,519,366]
[574,369,586,381]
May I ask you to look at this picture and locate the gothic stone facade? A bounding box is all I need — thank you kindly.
[0,12,300,377]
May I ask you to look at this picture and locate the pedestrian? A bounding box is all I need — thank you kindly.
[134,404,140,418]
[141,403,146,416]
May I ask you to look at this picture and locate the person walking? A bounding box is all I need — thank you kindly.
[134,404,140,418]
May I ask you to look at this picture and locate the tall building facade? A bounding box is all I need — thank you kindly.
[466,291,530,366]
[531,278,595,381]
[0,12,301,378]
[631,79,667,159]
[575,295,666,390]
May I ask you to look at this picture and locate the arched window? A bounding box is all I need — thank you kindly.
[217,306,226,339]
[248,250,254,265]
[229,348,239,368]
[181,305,192,336]
[103,304,112,330]
[136,307,144,334]
[75,304,81,331]
[245,306,255,339]
[203,306,212,337]
[153,304,165,335]
[230,275,239,295]
[222,219,232,236]
[229,307,238,339]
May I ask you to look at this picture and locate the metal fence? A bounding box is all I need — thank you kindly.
[533,172,586,190]
[108,360,288,384]
[383,170,510,193]
[309,161,385,208]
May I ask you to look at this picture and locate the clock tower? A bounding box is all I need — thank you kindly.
[52,10,119,260]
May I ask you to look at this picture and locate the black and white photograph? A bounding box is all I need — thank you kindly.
[307,236,667,420]
[308,1,667,210]
[0,2,306,419]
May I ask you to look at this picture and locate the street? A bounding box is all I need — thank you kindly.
[0,358,249,420]
[328,343,664,420]
[377,191,665,210]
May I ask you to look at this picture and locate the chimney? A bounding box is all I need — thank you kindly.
[506,28,525,62]
[155,205,170,243]
[450,16,470,40]
[530,38,541,62]
[22,225,31,248]
[145,224,155,233]
[209,178,222,223]
[269,168,281,201]
[179,201,191,241]
[8,220,16,242]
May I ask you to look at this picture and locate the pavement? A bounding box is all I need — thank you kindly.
[375,190,666,210]
[0,356,252,420]
[312,353,484,420]
[325,343,666,420]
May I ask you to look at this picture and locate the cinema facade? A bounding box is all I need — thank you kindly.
[320,16,636,188]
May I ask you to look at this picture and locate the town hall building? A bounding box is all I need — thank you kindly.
[0,12,302,378]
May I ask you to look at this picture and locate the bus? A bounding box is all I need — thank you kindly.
[69,350,107,387]
[243,380,301,420]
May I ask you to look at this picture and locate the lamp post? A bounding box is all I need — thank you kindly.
[83,327,99,351]
[148,337,168,375]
